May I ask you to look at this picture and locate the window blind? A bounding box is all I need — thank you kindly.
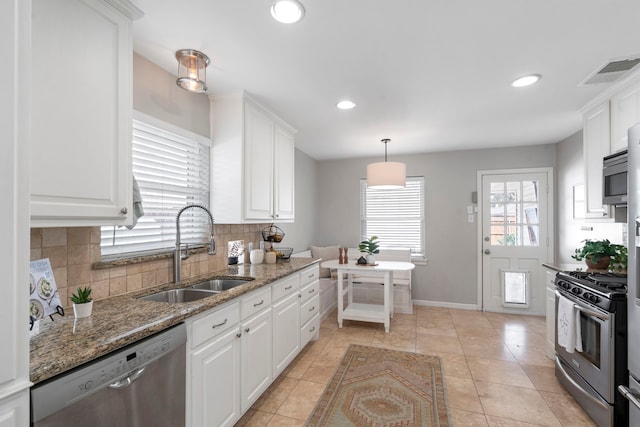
[101,113,211,257]
[360,177,425,260]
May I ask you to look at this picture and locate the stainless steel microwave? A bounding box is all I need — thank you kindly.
[603,149,627,205]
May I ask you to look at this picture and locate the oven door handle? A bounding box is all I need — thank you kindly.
[556,356,609,411]
[618,385,640,411]
[554,290,609,321]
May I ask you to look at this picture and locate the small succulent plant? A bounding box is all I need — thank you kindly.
[71,286,92,304]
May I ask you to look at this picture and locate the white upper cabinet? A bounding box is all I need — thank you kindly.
[611,80,640,153]
[31,0,142,227]
[582,101,612,219]
[210,92,297,224]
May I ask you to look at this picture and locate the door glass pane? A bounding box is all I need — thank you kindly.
[490,183,505,203]
[506,181,520,202]
[489,179,540,247]
[522,181,539,202]
[503,271,528,305]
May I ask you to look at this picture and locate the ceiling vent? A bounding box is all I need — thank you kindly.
[580,57,640,85]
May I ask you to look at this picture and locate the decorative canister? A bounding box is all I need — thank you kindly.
[250,249,264,264]
[265,251,277,264]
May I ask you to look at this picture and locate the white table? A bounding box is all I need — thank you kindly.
[321,260,415,333]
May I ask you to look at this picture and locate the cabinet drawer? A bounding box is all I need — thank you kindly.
[301,294,320,326]
[300,280,319,305]
[272,274,300,302]
[301,315,319,347]
[241,287,272,320]
[191,302,240,348]
[300,265,320,287]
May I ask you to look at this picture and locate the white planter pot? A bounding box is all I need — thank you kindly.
[73,301,93,318]
[366,254,376,265]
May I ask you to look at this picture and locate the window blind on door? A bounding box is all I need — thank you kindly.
[101,113,211,257]
[360,177,425,260]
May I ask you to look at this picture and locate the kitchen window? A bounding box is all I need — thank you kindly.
[101,112,211,258]
[360,177,426,262]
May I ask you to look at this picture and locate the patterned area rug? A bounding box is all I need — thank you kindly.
[305,344,450,426]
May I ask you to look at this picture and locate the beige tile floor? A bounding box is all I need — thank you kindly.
[235,306,597,426]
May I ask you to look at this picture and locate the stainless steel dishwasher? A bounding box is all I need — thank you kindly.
[31,323,187,427]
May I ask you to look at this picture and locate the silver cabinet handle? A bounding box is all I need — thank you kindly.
[484,249,491,255]
[619,385,640,410]
[308,288,315,294]
[285,285,292,290]
[120,207,128,214]
[236,333,242,338]
[245,327,250,333]
[211,318,227,329]
[253,299,264,307]
[308,326,316,333]
[309,306,315,312]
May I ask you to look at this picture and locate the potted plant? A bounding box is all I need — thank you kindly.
[359,236,380,264]
[71,286,93,318]
[571,239,627,272]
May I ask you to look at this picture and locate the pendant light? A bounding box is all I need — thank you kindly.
[175,49,210,93]
[366,139,406,188]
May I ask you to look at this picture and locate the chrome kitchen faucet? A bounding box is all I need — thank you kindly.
[174,204,216,284]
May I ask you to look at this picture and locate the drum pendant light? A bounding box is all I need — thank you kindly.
[175,49,210,93]
[366,139,406,188]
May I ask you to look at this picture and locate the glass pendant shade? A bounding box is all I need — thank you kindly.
[366,138,406,188]
[175,49,210,93]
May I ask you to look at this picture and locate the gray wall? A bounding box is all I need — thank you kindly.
[555,130,625,267]
[133,53,210,137]
[279,149,317,254]
[316,144,556,306]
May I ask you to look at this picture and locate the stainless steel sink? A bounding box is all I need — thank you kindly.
[189,278,253,292]
[138,288,218,303]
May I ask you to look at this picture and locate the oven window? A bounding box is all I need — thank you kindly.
[578,313,601,368]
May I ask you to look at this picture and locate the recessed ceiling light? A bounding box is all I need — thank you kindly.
[270,0,305,24]
[337,100,356,110]
[512,74,541,88]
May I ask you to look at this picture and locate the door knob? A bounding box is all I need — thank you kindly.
[484,249,491,255]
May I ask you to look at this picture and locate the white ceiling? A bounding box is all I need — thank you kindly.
[131,0,640,161]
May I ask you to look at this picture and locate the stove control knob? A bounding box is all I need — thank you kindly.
[589,295,599,303]
[571,287,580,295]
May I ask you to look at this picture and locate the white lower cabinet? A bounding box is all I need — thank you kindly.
[272,292,301,377]
[188,302,241,427]
[186,264,321,426]
[241,307,273,412]
[545,271,556,360]
[191,327,241,427]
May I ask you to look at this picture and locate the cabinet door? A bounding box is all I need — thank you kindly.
[244,101,274,220]
[241,308,272,412]
[191,327,241,427]
[583,102,611,219]
[545,272,556,360]
[31,0,132,226]
[611,82,640,153]
[272,292,301,377]
[274,124,295,221]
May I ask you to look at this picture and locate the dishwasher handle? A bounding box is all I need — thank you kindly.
[108,367,146,389]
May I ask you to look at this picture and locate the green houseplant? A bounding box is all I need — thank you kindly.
[571,239,627,272]
[359,236,380,264]
[71,286,93,318]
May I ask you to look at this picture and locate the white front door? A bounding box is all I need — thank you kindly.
[480,169,552,315]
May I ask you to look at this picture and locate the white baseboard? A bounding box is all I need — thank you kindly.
[413,299,479,311]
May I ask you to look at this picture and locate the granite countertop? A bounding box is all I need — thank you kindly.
[30,257,319,384]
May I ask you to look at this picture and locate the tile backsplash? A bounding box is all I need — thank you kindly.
[30,224,271,307]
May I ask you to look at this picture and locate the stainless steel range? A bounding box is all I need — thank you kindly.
[554,271,628,427]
